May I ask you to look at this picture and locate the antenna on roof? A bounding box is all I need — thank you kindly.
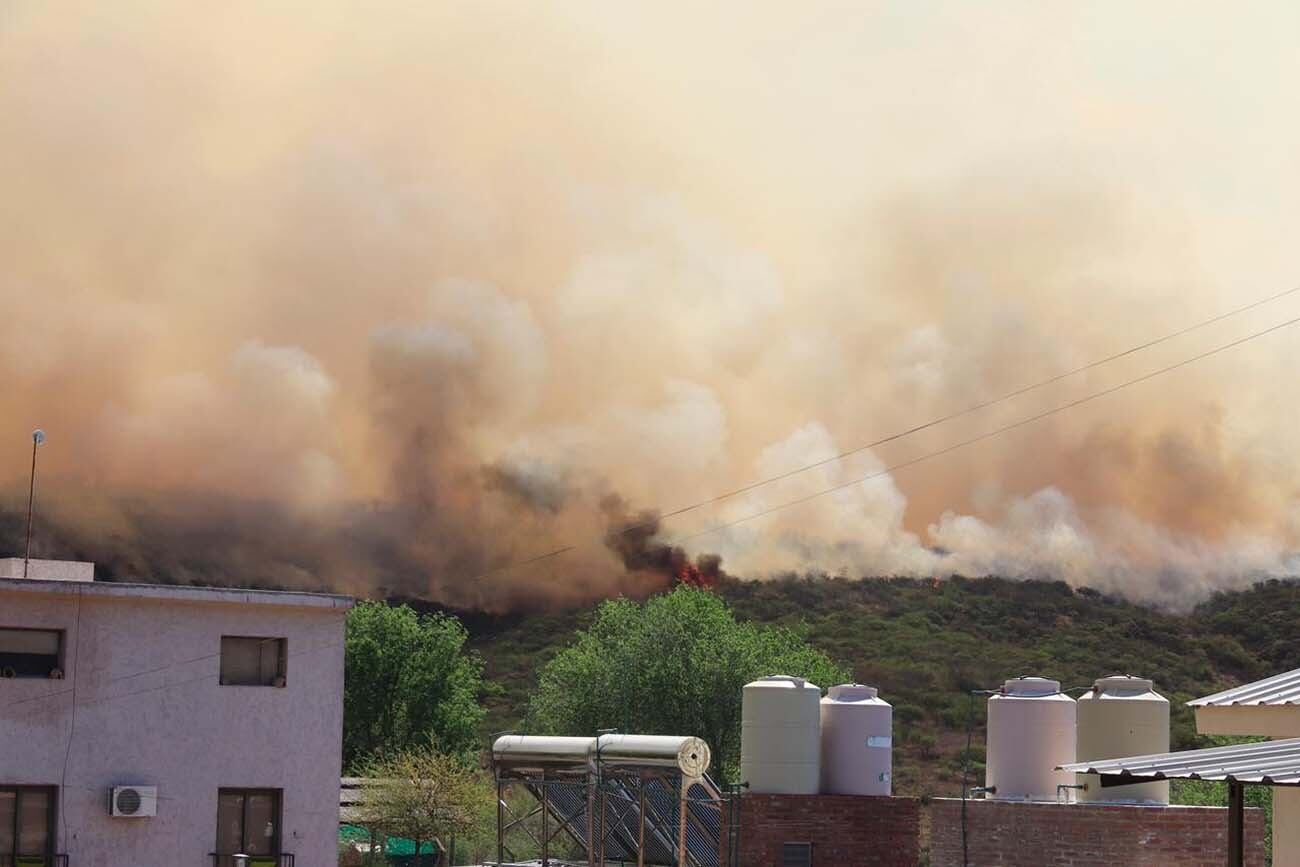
[24,429,46,579]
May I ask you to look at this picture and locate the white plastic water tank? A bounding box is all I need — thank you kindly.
[985,676,1076,801]
[740,675,822,794]
[1076,675,1170,804]
[820,684,893,796]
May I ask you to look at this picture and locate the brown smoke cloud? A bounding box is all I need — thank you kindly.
[2,2,1300,609]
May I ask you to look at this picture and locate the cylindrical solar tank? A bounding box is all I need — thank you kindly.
[595,734,712,778]
[492,735,596,772]
[1076,675,1170,804]
[986,677,1076,801]
[741,675,822,794]
[820,684,893,796]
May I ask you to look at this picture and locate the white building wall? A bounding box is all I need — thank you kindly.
[0,580,350,867]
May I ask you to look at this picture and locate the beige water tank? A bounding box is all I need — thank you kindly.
[986,676,1076,801]
[820,684,892,796]
[741,675,822,794]
[1076,675,1169,804]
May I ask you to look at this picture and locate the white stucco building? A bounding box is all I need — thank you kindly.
[0,559,353,867]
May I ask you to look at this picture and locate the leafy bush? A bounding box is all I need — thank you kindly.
[894,703,926,725]
[344,601,485,770]
[527,586,849,783]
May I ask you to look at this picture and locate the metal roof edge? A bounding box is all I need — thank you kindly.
[1058,736,1300,786]
[0,576,354,610]
[1188,667,1300,707]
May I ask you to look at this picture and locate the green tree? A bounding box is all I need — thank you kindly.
[353,746,491,865]
[526,586,849,782]
[344,601,485,770]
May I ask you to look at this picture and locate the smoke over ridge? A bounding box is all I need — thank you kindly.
[3,2,1300,609]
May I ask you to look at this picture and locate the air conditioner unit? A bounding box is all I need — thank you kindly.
[110,786,158,818]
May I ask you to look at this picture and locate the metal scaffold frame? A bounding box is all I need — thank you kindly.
[490,735,728,867]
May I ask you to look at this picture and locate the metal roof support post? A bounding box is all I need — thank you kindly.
[1228,781,1244,867]
[677,776,688,867]
[724,786,735,867]
[598,775,607,865]
[541,770,550,867]
[497,778,505,867]
[588,773,597,867]
[637,775,646,867]
[594,735,606,867]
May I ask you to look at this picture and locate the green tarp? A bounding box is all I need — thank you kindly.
[340,823,440,856]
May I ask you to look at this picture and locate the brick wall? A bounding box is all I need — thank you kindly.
[721,793,921,867]
[929,798,1266,867]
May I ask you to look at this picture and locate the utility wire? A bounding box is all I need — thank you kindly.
[656,285,1300,523]
[471,287,1300,581]
[6,623,346,715]
[7,636,345,723]
[59,592,82,848]
[666,312,1300,547]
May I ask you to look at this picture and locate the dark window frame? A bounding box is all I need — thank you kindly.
[0,785,58,860]
[782,841,813,867]
[218,637,287,687]
[215,788,283,858]
[0,627,64,680]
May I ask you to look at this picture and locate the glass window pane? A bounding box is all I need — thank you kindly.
[259,640,282,685]
[0,791,15,855]
[216,792,245,853]
[0,630,59,655]
[221,637,284,686]
[220,638,262,685]
[0,630,61,678]
[17,789,50,856]
[244,792,278,855]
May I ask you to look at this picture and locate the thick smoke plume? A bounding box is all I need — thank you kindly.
[3,3,1300,610]
[601,496,725,592]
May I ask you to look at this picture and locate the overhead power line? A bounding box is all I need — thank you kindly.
[668,311,1300,547]
[471,287,1300,582]
[655,285,1300,525]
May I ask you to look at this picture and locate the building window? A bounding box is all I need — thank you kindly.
[782,841,812,867]
[0,628,62,679]
[0,786,56,862]
[215,789,282,865]
[219,637,286,687]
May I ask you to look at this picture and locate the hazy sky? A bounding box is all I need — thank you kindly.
[2,2,1299,608]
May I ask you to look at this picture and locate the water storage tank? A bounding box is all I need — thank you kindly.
[1076,675,1170,804]
[741,675,822,794]
[820,684,893,796]
[986,677,1076,801]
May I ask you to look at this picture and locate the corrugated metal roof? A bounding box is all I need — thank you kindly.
[1059,737,1300,786]
[1189,667,1300,707]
